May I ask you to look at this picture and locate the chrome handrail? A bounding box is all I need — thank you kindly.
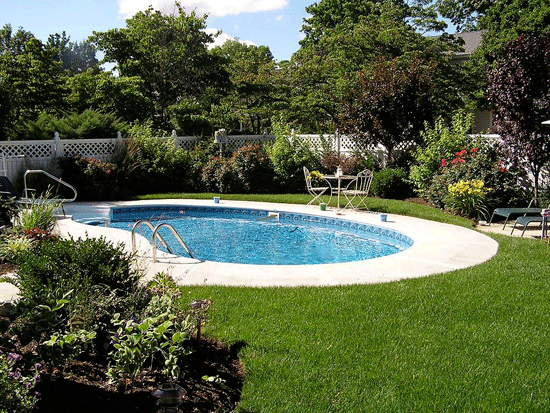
[152,223,195,261]
[131,219,195,262]
[23,169,77,202]
[131,219,173,254]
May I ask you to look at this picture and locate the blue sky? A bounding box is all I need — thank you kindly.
[0,0,314,62]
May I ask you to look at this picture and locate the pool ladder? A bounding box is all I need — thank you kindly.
[131,219,195,262]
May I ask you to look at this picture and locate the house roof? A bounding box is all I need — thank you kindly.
[453,30,485,56]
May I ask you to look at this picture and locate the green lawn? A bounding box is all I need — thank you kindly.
[140,194,550,412]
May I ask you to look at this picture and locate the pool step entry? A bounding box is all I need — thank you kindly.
[256,212,280,222]
[131,219,195,262]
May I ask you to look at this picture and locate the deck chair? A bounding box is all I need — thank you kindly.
[342,169,373,210]
[510,215,546,237]
[488,199,542,229]
[303,166,332,206]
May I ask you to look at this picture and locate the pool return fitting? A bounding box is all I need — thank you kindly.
[131,219,195,262]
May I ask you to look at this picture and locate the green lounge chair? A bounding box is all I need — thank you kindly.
[510,215,546,237]
[488,199,542,229]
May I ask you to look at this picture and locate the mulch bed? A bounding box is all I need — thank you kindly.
[35,337,245,413]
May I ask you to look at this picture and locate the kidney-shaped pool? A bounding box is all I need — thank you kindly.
[82,205,414,265]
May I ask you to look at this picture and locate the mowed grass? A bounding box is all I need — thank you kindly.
[141,194,550,412]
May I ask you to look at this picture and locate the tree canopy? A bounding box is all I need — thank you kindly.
[90,4,229,131]
[486,33,550,203]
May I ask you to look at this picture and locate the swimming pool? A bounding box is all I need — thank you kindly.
[86,205,414,265]
[61,200,499,286]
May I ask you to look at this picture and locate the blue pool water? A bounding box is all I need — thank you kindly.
[86,205,413,265]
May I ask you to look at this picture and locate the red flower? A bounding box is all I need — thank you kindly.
[458,158,464,163]
[213,156,217,161]
[441,159,446,167]
[471,147,478,153]
[500,167,506,172]
[451,158,458,164]
[106,169,111,174]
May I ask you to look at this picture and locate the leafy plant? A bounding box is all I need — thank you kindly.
[13,193,60,233]
[0,351,40,413]
[125,122,192,194]
[230,143,274,193]
[58,156,121,201]
[39,329,97,369]
[0,234,35,263]
[265,120,320,193]
[108,311,192,384]
[409,110,475,196]
[201,156,237,194]
[371,168,413,200]
[445,179,491,220]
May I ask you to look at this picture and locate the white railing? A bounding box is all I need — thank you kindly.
[0,131,391,184]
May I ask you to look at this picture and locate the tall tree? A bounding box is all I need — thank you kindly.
[340,54,438,163]
[65,70,152,123]
[486,33,550,203]
[0,25,67,138]
[47,32,99,75]
[91,3,229,130]
[211,40,277,134]
[290,0,460,132]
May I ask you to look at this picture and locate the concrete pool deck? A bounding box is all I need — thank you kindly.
[0,199,499,302]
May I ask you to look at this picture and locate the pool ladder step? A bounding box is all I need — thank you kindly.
[131,219,195,262]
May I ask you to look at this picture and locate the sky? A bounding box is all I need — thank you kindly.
[0,0,315,62]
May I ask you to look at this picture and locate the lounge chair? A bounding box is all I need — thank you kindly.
[488,199,542,229]
[303,166,332,206]
[510,215,546,237]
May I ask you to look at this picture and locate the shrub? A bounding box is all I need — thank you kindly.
[13,237,143,340]
[125,123,192,194]
[410,110,475,196]
[371,168,413,200]
[425,145,529,214]
[230,143,274,193]
[9,109,129,140]
[265,121,320,193]
[201,157,238,194]
[58,156,122,201]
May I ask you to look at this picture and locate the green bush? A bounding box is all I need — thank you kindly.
[265,121,320,193]
[15,237,141,315]
[125,123,193,194]
[410,110,475,196]
[371,168,413,200]
[58,156,123,200]
[201,157,238,194]
[9,109,129,140]
[230,143,274,193]
[424,146,529,215]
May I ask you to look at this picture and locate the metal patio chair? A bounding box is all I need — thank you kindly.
[342,169,373,210]
[303,166,332,206]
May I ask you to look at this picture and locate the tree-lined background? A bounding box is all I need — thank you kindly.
[1,0,550,208]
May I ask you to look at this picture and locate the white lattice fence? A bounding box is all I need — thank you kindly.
[0,132,396,184]
[61,139,119,162]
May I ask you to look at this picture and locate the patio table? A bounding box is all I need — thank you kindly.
[323,174,357,209]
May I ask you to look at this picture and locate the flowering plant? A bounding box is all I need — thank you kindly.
[446,179,491,220]
[0,351,41,413]
[307,170,324,185]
